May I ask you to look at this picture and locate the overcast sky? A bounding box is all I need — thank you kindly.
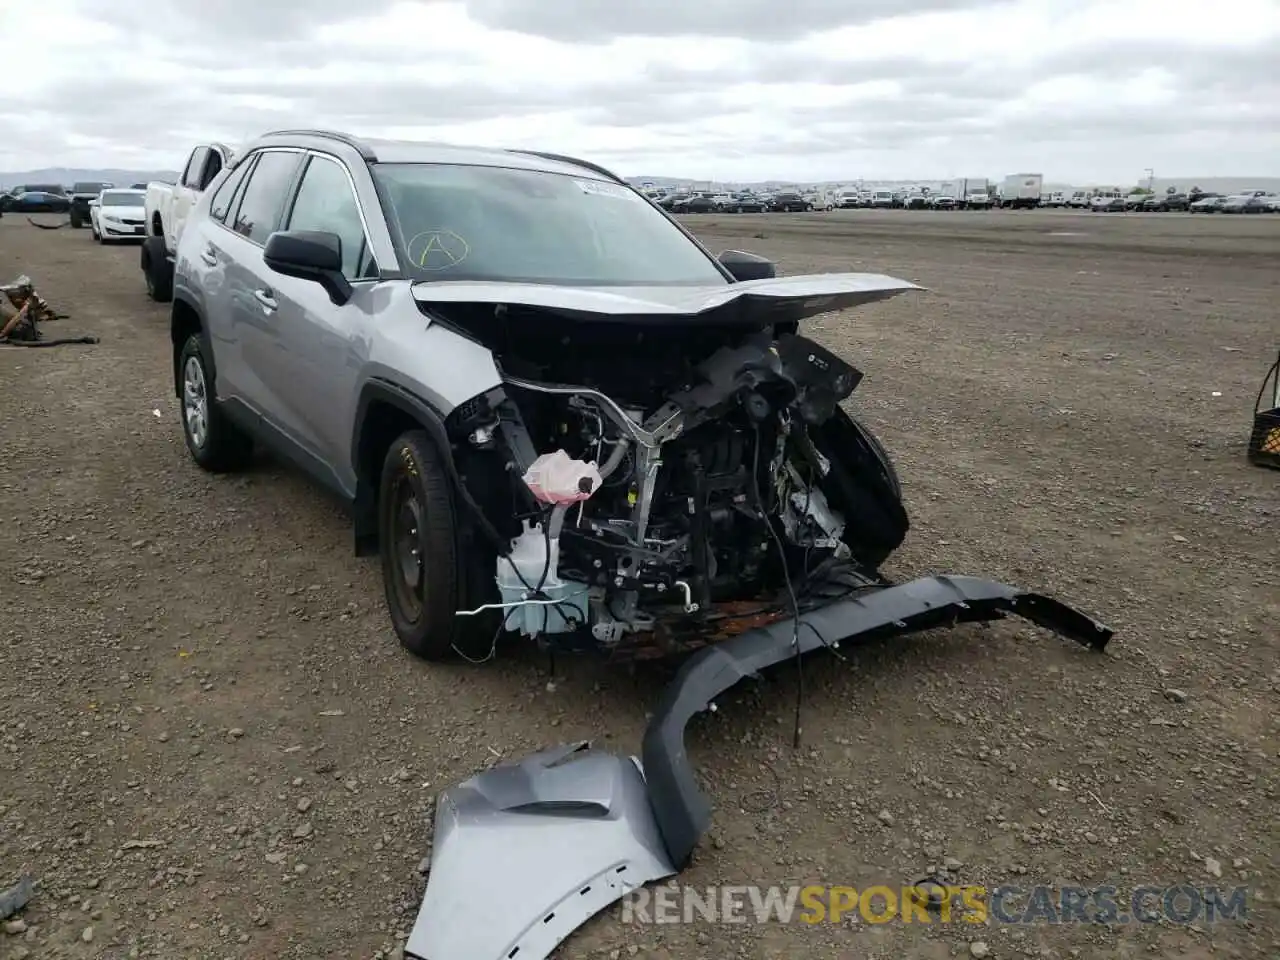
[1,0,1276,182]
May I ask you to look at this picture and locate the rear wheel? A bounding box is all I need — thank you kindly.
[178,334,252,472]
[378,430,492,661]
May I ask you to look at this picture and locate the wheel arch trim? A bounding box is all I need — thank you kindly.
[169,292,208,398]
[350,379,511,557]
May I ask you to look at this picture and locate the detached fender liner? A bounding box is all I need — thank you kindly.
[641,574,1113,868]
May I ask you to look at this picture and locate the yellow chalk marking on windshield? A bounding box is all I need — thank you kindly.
[407,229,470,271]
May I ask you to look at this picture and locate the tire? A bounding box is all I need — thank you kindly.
[377,429,489,661]
[70,210,83,229]
[853,417,902,500]
[142,236,173,302]
[178,333,253,473]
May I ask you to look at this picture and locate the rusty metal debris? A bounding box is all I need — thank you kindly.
[0,275,97,347]
[26,216,69,230]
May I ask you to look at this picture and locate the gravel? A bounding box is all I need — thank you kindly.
[1,209,1276,957]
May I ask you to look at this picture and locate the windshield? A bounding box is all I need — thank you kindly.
[74,182,108,193]
[373,163,727,286]
[101,191,143,206]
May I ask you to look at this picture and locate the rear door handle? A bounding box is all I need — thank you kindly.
[253,289,278,312]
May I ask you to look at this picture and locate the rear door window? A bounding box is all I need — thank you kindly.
[228,150,303,245]
[209,160,253,224]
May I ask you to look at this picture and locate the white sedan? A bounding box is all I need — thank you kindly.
[89,188,147,243]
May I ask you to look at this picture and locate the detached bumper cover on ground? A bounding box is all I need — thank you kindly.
[405,743,676,960]
[642,574,1112,869]
[407,575,1112,960]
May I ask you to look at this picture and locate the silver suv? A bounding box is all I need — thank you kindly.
[169,129,1105,675]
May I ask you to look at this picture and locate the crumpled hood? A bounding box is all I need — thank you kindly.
[412,272,921,323]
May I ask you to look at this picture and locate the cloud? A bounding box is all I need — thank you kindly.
[70,0,403,41]
[462,0,995,41]
[1,0,1278,183]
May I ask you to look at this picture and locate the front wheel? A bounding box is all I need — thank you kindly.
[378,430,492,661]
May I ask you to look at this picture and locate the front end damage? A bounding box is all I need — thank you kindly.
[425,273,925,661]
[405,272,1115,959]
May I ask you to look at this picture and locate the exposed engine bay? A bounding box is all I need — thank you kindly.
[437,301,911,658]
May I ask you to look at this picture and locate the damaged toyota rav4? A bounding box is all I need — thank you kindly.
[172,130,1111,670]
[172,131,1113,959]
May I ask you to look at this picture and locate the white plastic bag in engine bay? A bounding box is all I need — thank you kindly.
[522,450,602,504]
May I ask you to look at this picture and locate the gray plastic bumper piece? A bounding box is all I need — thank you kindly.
[641,574,1114,869]
[405,742,676,960]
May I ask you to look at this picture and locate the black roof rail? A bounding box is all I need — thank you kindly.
[258,129,378,161]
[508,149,626,185]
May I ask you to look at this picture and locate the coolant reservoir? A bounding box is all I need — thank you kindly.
[523,450,602,504]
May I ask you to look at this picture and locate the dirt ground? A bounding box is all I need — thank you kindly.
[1,208,1277,960]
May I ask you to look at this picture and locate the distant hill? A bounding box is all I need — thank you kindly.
[0,168,180,189]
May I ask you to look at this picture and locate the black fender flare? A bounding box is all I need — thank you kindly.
[169,291,209,398]
[640,575,1113,869]
[350,380,510,557]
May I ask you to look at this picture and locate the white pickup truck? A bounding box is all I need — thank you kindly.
[140,142,235,302]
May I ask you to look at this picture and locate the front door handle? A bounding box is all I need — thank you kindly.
[200,249,217,267]
[253,289,278,313]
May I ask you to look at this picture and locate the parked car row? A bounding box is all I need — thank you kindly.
[1081,190,1279,213]
[0,183,71,216]
[628,180,1280,217]
[3,184,147,239]
[653,189,821,213]
[0,181,127,220]
[651,187,1008,213]
[1187,193,1278,214]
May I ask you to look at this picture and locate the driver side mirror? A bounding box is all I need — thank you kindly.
[88,199,99,207]
[718,249,776,282]
[263,230,353,306]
